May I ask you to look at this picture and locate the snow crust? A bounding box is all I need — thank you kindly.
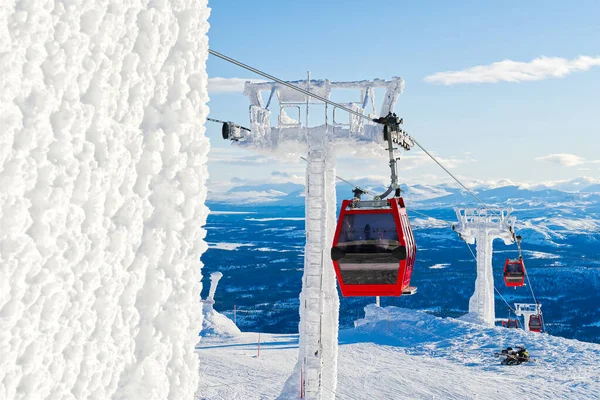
[1,2,210,399]
[200,306,241,338]
[208,242,255,251]
[429,263,450,269]
[410,217,451,229]
[197,304,600,399]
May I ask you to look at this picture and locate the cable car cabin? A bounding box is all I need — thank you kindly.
[503,258,526,287]
[529,315,543,332]
[505,319,519,329]
[501,319,519,328]
[330,197,417,297]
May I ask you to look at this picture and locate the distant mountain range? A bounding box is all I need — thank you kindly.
[207,177,600,208]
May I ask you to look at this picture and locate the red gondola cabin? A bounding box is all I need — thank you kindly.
[529,315,542,332]
[331,197,417,297]
[505,319,519,329]
[503,258,526,287]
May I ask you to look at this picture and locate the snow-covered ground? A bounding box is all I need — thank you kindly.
[1,2,210,398]
[208,242,256,251]
[197,305,600,399]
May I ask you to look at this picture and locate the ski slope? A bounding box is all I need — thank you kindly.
[1,2,210,399]
[196,305,600,399]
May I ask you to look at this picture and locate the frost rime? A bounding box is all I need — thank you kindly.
[453,208,516,326]
[0,1,211,399]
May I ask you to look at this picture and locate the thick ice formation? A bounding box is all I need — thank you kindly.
[0,1,210,399]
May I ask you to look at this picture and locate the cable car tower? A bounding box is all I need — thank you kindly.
[453,208,516,326]
[514,303,543,332]
[221,73,407,400]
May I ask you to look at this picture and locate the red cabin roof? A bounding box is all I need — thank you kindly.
[503,258,526,287]
[330,197,417,297]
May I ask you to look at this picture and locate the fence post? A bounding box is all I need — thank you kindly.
[300,364,304,398]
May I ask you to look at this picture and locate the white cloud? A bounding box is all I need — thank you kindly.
[346,174,391,186]
[535,153,585,167]
[270,170,305,184]
[402,152,476,170]
[448,175,519,189]
[208,77,267,93]
[424,55,600,85]
[208,147,278,165]
[518,176,600,190]
[337,148,476,171]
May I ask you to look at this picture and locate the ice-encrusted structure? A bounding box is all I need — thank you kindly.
[514,303,542,332]
[227,77,404,399]
[0,1,210,399]
[453,208,516,326]
[200,272,240,338]
[242,77,404,153]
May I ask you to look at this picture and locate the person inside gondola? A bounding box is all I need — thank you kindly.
[507,262,522,274]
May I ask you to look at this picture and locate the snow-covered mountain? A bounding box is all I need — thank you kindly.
[207,178,600,208]
[208,182,305,205]
[583,183,600,193]
[534,177,600,193]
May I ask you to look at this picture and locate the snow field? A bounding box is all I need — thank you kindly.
[197,305,600,400]
[1,1,210,399]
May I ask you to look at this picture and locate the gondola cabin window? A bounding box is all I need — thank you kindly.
[335,212,401,285]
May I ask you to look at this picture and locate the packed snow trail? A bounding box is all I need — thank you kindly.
[0,1,210,399]
[196,306,600,399]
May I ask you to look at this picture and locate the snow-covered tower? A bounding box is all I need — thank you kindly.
[514,303,542,332]
[453,208,516,326]
[222,75,405,400]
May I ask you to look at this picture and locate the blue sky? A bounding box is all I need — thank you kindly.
[205,1,600,191]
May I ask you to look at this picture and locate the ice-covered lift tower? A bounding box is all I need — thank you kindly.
[514,303,542,332]
[453,208,516,326]
[223,75,404,400]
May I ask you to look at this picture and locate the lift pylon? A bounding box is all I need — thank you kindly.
[220,74,405,400]
[514,303,543,332]
[453,208,516,326]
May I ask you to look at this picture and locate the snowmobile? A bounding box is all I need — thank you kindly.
[494,346,530,365]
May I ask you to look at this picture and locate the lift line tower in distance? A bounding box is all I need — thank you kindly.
[514,303,542,332]
[453,208,517,326]
[221,74,405,400]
